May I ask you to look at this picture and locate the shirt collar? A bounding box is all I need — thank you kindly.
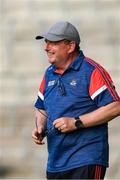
[68,50,84,71]
[53,50,84,74]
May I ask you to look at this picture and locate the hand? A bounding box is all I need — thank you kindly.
[32,126,45,145]
[53,117,77,133]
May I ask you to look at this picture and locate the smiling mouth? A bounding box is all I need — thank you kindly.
[47,52,55,57]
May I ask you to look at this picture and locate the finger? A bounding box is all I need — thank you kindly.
[60,124,67,130]
[32,128,39,139]
[38,126,43,134]
[32,128,44,141]
[54,123,61,129]
[61,129,67,133]
[33,133,44,143]
[58,127,61,131]
[36,140,45,145]
[53,121,64,128]
[53,118,63,125]
[33,138,45,145]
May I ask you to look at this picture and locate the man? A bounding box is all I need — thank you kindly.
[32,21,120,179]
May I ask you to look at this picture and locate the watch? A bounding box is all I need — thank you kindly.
[74,117,84,129]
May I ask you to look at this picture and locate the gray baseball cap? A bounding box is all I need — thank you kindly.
[35,21,80,45]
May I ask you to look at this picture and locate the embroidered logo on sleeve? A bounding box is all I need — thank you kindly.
[48,80,56,87]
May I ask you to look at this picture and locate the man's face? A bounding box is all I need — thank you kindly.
[44,39,71,66]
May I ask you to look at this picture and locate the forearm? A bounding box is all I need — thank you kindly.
[35,109,47,129]
[32,109,47,145]
[80,101,120,127]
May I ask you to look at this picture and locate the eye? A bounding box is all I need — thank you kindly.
[53,41,59,45]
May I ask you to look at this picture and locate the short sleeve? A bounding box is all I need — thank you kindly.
[89,68,119,107]
[34,75,46,109]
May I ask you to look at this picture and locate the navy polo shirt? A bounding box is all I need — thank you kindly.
[35,51,119,172]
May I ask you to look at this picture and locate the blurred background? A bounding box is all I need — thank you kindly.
[0,0,120,179]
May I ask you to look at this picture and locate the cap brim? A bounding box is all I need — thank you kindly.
[35,35,44,40]
[35,33,65,42]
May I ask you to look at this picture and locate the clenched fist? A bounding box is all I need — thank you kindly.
[32,126,45,145]
[53,117,77,133]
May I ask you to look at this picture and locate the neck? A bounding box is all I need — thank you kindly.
[56,51,79,73]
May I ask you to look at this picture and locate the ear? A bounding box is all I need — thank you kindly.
[68,41,76,53]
